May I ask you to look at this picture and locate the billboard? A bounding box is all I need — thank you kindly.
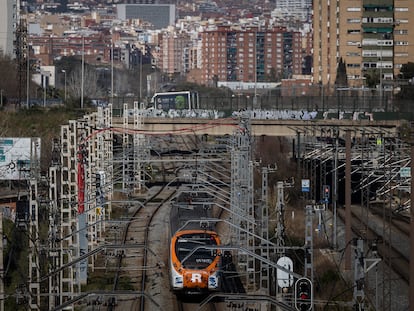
[0,138,41,180]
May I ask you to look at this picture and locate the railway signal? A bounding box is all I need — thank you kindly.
[295,277,312,311]
[322,185,330,202]
[95,171,105,206]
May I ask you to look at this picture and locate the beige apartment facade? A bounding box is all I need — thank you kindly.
[0,0,18,57]
[159,29,191,77]
[313,0,414,89]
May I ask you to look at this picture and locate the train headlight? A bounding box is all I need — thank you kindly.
[173,275,184,289]
[208,275,218,289]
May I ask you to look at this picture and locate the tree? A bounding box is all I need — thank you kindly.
[399,62,414,81]
[302,55,312,75]
[335,57,348,87]
[113,69,130,97]
[396,62,414,99]
[67,64,104,101]
[364,69,380,88]
[0,55,20,100]
[267,67,280,82]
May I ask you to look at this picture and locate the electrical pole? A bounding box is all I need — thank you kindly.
[304,204,313,282]
[0,211,3,311]
[111,40,114,105]
[62,70,67,101]
[410,122,414,310]
[81,36,84,109]
[333,129,339,249]
[259,165,277,294]
[139,48,142,103]
[353,238,365,310]
[345,130,352,270]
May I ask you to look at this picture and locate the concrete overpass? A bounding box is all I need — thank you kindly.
[113,117,403,137]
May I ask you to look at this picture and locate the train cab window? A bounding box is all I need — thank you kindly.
[176,233,218,269]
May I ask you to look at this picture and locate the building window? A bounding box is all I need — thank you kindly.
[396,19,408,24]
[363,17,394,23]
[394,29,408,35]
[363,62,376,68]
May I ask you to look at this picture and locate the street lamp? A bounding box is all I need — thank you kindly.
[61,70,67,101]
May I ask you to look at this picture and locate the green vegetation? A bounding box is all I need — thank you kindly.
[3,219,29,310]
[335,57,348,87]
[396,62,414,100]
[0,107,85,171]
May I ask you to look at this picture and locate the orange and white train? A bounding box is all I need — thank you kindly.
[169,191,221,296]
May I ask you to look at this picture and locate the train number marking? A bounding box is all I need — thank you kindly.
[191,273,202,283]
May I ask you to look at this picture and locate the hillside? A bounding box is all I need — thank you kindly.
[0,107,84,172]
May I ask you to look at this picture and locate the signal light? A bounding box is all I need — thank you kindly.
[322,185,330,201]
[96,173,101,196]
[295,277,312,311]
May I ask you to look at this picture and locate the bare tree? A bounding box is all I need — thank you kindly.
[0,55,20,99]
[113,69,131,96]
[67,64,104,99]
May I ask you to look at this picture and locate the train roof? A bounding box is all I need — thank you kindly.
[170,189,216,234]
[175,190,213,204]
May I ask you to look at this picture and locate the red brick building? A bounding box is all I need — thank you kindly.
[199,25,305,86]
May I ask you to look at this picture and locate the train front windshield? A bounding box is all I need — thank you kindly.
[176,233,218,269]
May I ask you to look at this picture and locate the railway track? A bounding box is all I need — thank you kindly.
[337,204,409,284]
[105,135,233,311]
[107,185,177,310]
[177,301,217,311]
[368,203,410,236]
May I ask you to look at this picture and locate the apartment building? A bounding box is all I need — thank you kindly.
[29,34,111,66]
[313,0,414,89]
[0,0,19,57]
[199,25,303,86]
[159,28,191,77]
[275,0,312,21]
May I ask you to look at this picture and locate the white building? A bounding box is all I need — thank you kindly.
[0,0,18,57]
[274,0,311,21]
